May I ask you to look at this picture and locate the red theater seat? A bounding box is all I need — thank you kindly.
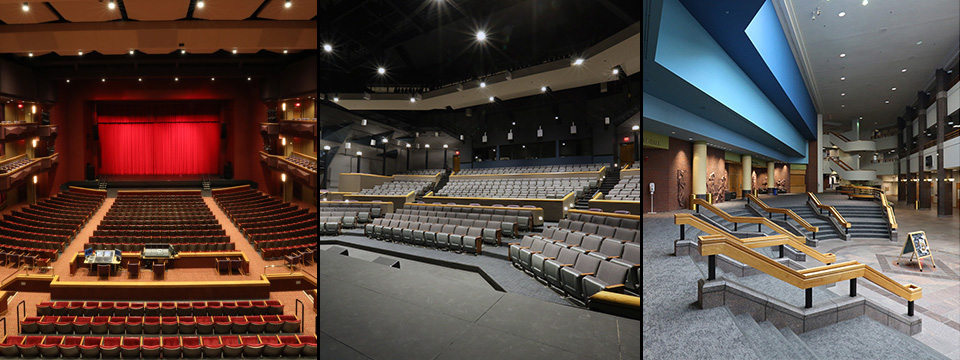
[0,336,25,357]
[262,315,282,333]
[141,337,161,359]
[99,337,120,359]
[182,336,201,358]
[180,316,197,334]
[201,336,222,358]
[108,316,126,334]
[161,302,177,317]
[60,336,82,358]
[90,316,108,334]
[20,316,40,333]
[240,335,264,358]
[221,335,243,358]
[128,302,144,316]
[162,317,179,334]
[126,316,143,334]
[246,315,266,333]
[161,336,181,359]
[17,335,44,358]
[120,337,141,359]
[280,334,305,357]
[55,316,76,334]
[38,316,57,334]
[74,316,92,334]
[213,316,231,334]
[38,335,63,358]
[261,335,284,357]
[36,302,53,316]
[80,336,102,358]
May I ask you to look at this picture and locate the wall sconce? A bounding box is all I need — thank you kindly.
[32,138,38,148]
[281,137,286,146]
[370,139,376,146]
[323,145,331,151]
[537,126,543,138]
[443,144,448,148]
[345,142,351,149]
[424,144,430,148]
[507,129,513,140]
[31,105,36,114]
[281,173,287,182]
[281,103,286,111]
[570,123,577,135]
[356,151,363,156]
[33,175,38,184]
[482,132,488,143]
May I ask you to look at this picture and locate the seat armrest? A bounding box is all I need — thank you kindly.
[604,284,626,292]
[578,273,595,277]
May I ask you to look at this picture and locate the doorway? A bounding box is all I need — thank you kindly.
[620,143,635,168]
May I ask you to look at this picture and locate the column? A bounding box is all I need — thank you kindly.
[904,116,916,206]
[915,95,931,209]
[935,69,953,216]
[692,141,707,202]
[741,154,752,197]
[897,116,906,202]
[816,114,824,193]
[768,161,776,194]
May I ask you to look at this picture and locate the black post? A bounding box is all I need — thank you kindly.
[779,245,784,258]
[850,278,857,297]
[734,223,738,231]
[707,255,716,280]
[758,223,762,232]
[805,288,813,308]
[425,148,430,169]
[406,148,410,171]
[908,301,914,316]
[382,143,387,175]
[680,225,685,240]
[356,154,361,173]
[813,231,817,240]
[784,214,788,221]
[769,213,772,219]
[443,147,448,169]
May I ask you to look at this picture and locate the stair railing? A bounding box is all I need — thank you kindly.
[746,194,819,239]
[698,234,921,313]
[686,200,835,264]
[828,157,854,171]
[807,193,852,235]
[848,185,897,230]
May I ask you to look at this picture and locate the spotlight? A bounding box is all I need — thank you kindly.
[377,67,386,75]
[489,96,494,102]
[28,52,33,57]
[572,58,584,66]
[283,49,288,54]
[129,50,135,55]
[197,0,205,9]
[22,2,28,12]
[174,77,179,81]
[476,31,487,41]
[181,49,186,54]
[232,49,237,54]
[78,51,83,55]
[612,68,619,75]
[108,1,116,10]
[541,86,547,92]
[285,0,292,8]
[323,44,332,52]
[479,81,486,88]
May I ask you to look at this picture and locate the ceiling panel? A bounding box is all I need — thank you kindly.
[136,29,179,52]
[257,28,301,49]
[95,30,139,55]
[192,0,263,20]
[50,1,122,22]
[53,30,101,54]
[14,31,58,52]
[258,0,316,21]
[0,3,58,24]
[217,29,263,49]
[177,28,220,50]
[124,0,190,21]
[295,29,318,50]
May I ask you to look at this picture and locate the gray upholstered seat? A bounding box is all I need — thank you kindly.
[544,248,580,290]
[581,260,630,301]
[519,238,550,272]
[509,236,535,267]
[531,243,563,280]
[592,239,625,260]
[612,242,641,292]
[559,254,602,301]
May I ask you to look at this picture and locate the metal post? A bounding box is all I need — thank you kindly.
[850,278,857,297]
[784,214,788,221]
[813,231,817,240]
[758,223,762,232]
[769,213,772,219]
[908,301,914,316]
[779,245,784,258]
[708,255,716,280]
[734,223,738,231]
[680,225,685,240]
[805,288,813,308]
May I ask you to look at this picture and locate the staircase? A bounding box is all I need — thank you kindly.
[700,208,768,234]
[419,171,450,202]
[780,206,843,242]
[730,310,820,360]
[831,204,890,239]
[574,167,620,210]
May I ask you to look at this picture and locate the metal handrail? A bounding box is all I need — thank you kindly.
[16,300,26,334]
[294,299,304,333]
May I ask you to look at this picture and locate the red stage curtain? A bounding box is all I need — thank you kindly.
[98,102,221,175]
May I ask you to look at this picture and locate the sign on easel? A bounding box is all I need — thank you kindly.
[897,231,936,272]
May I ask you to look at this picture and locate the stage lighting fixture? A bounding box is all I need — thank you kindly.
[476,31,486,41]
[211,77,215,81]
[378,67,386,75]
[108,1,116,10]
[102,79,106,82]
[323,44,332,52]
[247,77,251,81]
[197,0,205,9]
[285,0,292,8]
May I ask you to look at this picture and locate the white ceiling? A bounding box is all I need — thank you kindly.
[780,0,959,132]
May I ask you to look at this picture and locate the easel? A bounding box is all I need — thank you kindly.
[896,231,936,272]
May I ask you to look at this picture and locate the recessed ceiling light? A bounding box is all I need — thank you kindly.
[840,76,846,81]
[138,78,142,82]
[901,68,907,72]
[66,79,70,83]
[211,77,215,81]
[27,52,33,57]
[377,67,386,75]
[612,68,619,75]
[839,53,846,58]
[323,44,332,52]
[332,97,339,102]
[197,0,205,9]
[838,11,846,17]
[101,78,105,82]
[232,49,237,54]
[285,0,292,8]
[841,104,846,108]
[282,49,288,54]
[21,2,28,12]
[488,96,494,102]
[410,97,416,102]
[108,1,116,10]
[916,41,923,45]
[884,100,890,104]
[540,86,547,92]
[247,77,251,81]
[862,0,868,5]
[479,82,486,88]
[841,93,846,96]
[859,117,863,119]
[891,87,896,91]
[78,51,83,55]
[572,58,584,66]
[476,31,487,41]
[174,77,178,81]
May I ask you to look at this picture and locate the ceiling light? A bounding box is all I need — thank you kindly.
[181,49,186,54]
[282,49,288,54]
[382,138,388,143]
[101,78,105,82]
[21,2,28,12]
[839,53,846,58]
[285,0,292,8]
[488,96,494,102]
[28,52,33,57]
[65,79,70,83]
[410,97,416,102]
[840,76,846,81]
[540,86,547,92]
[476,31,487,41]
[174,77,178,81]
[377,67,386,75]
[479,82,486,88]
[232,49,237,54]
[885,100,890,104]
[197,0,205,9]
[78,51,83,56]
[862,0,868,5]
[916,41,923,45]
[572,58,584,66]
[138,78,142,82]
[838,11,845,17]
[841,104,846,108]
[332,97,339,102]
[323,145,331,151]
[901,68,907,73]
[891,87,896,91]
[631,125,640,131]
[211,77,215,81]
[129,50,135,55]
[356,151,362,156]
[247,77,251,81]
[612,68,619,75]
[108,1,116,10]
[841,93,845,96]
[323,44,332,52]
[424,144,430,148]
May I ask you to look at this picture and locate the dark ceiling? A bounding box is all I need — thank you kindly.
[318,0,641,93]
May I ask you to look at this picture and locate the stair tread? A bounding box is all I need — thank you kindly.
[777,326,821,360]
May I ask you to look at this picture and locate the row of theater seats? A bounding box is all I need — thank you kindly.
[0,157,32,174]
[355,179,433,196]
[91,194,227,252]
[93,229,226,237]
[406,204,537,231]
[0,334,317,358]
[89,235,230,244]
[87,241,236,253]
[364,219,489,254]
[38,300,284,317]
[213,187,317,259]
[286,153,317,171]
[605,175,642,201]
[377,214,502,245]
[97,223,222,231]
[456,163,606,175]
[391,209,522,238]
[396,168,442,175]
[20,315,301,335]
[320,217,342,235]
[568,211,641,230]
[508,221,641,303]
[0,189,105,261]
[436,177,595,199]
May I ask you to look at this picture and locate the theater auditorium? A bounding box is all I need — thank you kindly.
[643,0,960,359]
[317,1,641,358]
[0,1,318,359]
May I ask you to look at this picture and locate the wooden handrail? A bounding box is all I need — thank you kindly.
[699,235,921,303]
[679,205,836,265]
[847,186,897,230]
[829,131,851,142]
[807,193,852,228]
[828,157,854,171]
[746,194,818,233]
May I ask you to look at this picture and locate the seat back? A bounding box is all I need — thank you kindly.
[563,233,584,247]
[541,243,562,259]
[556,248,580,265]
[530,238,549,252]
[579,236,602,252]
[573,253,602,273]
[621,242,641,262]
[598,239,624,257]
[595,260,629,284]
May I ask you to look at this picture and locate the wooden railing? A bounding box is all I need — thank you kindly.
[829,131,851,142]
[698,234,921,312]
[807,193,852,231]
[686,200,835,264]
[828,157,854,171]
[847,186,897,230]
[746,194,819,233]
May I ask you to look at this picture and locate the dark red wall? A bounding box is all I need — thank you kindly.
[46,78,269,194]
[641,137,692,212]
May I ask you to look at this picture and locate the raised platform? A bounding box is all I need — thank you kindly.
[62,176,256,191]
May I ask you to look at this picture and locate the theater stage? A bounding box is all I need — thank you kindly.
[61,174,256,192]
[318,248,640,360]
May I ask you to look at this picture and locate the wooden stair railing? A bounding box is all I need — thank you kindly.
[807,193,852,234]
[746,194,819,238]
[698,234,921,313]
[680,203,836,265]
[828,157,854,171]
[829,131,852,142]
[847,185,898,230]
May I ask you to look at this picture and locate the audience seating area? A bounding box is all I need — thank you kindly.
[0,189,104,263]
[0,334,317,358]
[37,300,285,317]
[318,202,387,229]
[214,187,317,259]
[456,163,605,175]
[396,169,442,175]
[364,218,491,254]
[355,179,433,196]
[377,213,502,245]
[0,158,33,174]
[507,210,640,304]
[435,177,595,199]
[406,203,538,231]
[285,154,316,171]
[86,193,228,253]
[605,175,642,201]
[19,315,301,335]
[392,208,520,238]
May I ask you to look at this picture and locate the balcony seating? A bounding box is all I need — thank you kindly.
[285,153,317,171]
[355,179,433,196]
[605,175,643,201]
[396,168,442,175]
[21,314,301,335]
[456,163,606,175]
[17,335,43,358]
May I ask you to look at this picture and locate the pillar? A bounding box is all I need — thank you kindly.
[282,175,293,202]
[914,96,931,209]
[741,154,752,197]
[935,69,953,216]
[768,161,776,194]
[816,114,824,193]
[897,116,906,202]
[692,141,707,201]
[904,116,917,206]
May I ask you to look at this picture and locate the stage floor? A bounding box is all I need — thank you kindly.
[103,174,215,182]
